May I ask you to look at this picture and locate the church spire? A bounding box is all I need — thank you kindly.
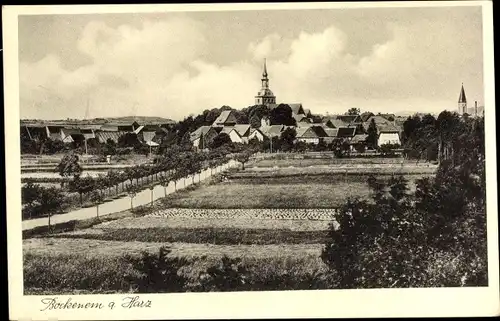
[458,83,467,115]
[262,58,268,78]
[458,83,467,103]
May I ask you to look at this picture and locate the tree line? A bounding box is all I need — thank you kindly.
[22,143,257,227]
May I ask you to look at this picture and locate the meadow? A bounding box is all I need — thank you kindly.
[23,154,437,294]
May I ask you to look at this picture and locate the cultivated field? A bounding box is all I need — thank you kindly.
[23,154,436,293]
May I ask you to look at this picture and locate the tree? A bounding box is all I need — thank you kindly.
[38,187,65,233]
[126,184,140,210]
[280,127,297,152]
[89,190,104,219]
[159,174,171,197]
[68,176,95,205]
[346,108,360,116]
[21,182,43,219]
[269,104,296,126]
[106,170,121,197]
[250,115,261,128]
[180,132,193,151]
[366,119,378,149]
[55,152,82,185]
[235,151,251,170]
[210,133,232,149]
[118,132,140,148]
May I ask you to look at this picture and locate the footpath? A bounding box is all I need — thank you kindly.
[22,159,238,231]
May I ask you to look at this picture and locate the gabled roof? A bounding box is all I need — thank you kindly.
[47,126,63,133]
[323,128,339,137]
[323,117,349,128]
[378,123,401,133]
[133,125,145,134]
[190,125,212,141]
[289,103,305,115]
[378,113,396,121]
[310,126,329,137]
[337,127,356,137]
[100,125,120,132]
[213,110,237,125]
[293,114,307,122]
[233,124,251,137]
[61,128,82,135]
[220,126,234,135]
[304,108,311,116]
[142,131,156,143]
[351,134,368,143]
[96,131,127,144]
[296,127,318,139]
[260,124,284,137]
[337,115,361,124]
[360,112,374,122]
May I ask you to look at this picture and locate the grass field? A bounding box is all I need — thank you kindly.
[160,181,371,208]
[23,154,435,293]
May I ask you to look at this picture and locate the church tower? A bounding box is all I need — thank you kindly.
[255,58,276,106]
[458,83,467,115]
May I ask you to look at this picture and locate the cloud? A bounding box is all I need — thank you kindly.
[19,14,483,120]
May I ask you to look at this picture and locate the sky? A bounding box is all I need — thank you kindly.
[18,5,484,121]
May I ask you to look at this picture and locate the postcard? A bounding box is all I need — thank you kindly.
[4,1,499,319]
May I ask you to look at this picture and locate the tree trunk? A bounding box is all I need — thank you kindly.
[79,193,83,205]
[96,204,99,219]
[130,198,133,210]
[164,186,167,197]
[150,189,154,206]
[48,213,51,234]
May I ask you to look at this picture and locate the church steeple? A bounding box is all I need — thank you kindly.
[458,83,467,115]
[255,58,276,106]
[262,58,268,78]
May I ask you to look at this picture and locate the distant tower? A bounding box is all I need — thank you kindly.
[458,83,467,115]
[255,58,276,106]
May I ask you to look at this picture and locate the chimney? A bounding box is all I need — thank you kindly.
[475,101,478,117]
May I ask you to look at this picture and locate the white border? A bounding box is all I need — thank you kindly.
[4,2,499,319]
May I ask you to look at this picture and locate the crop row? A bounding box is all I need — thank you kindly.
[147,208,338,221]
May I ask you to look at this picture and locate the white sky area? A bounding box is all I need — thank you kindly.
[18,6,484,121]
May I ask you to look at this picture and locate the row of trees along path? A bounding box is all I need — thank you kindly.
[22,159,239,231]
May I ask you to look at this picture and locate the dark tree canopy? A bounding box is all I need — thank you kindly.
[209,133,232,149]
[269,104,296,126]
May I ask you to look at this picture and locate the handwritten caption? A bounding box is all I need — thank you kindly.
[40,296,151,311]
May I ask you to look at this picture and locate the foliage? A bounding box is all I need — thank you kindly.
[280,127,297,152]
[198,256,249,292]
[269,104,297,126]
[346,108,360,115]
[366,119,378,148]
[124,247,187,293]
[55,152,82,179]
[321,119,486,288]
[209,133,232,149]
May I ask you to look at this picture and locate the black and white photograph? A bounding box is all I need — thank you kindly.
[4,1,499,319]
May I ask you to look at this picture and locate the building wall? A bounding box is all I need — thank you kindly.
[228,130,243,143]
[249,130,265,142]
[297,137,319,145]
[378,133,401,146]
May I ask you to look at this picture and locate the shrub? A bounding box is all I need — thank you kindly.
[123,247,188,293]
[197,256,250,292]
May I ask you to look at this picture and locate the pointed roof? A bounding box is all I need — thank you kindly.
[262,58,268,78]
[458,83,467,103]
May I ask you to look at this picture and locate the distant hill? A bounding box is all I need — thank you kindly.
[21,116,176,125]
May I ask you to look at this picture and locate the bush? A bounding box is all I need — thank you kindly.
[123,247,188,293]
[197,256,250,292]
